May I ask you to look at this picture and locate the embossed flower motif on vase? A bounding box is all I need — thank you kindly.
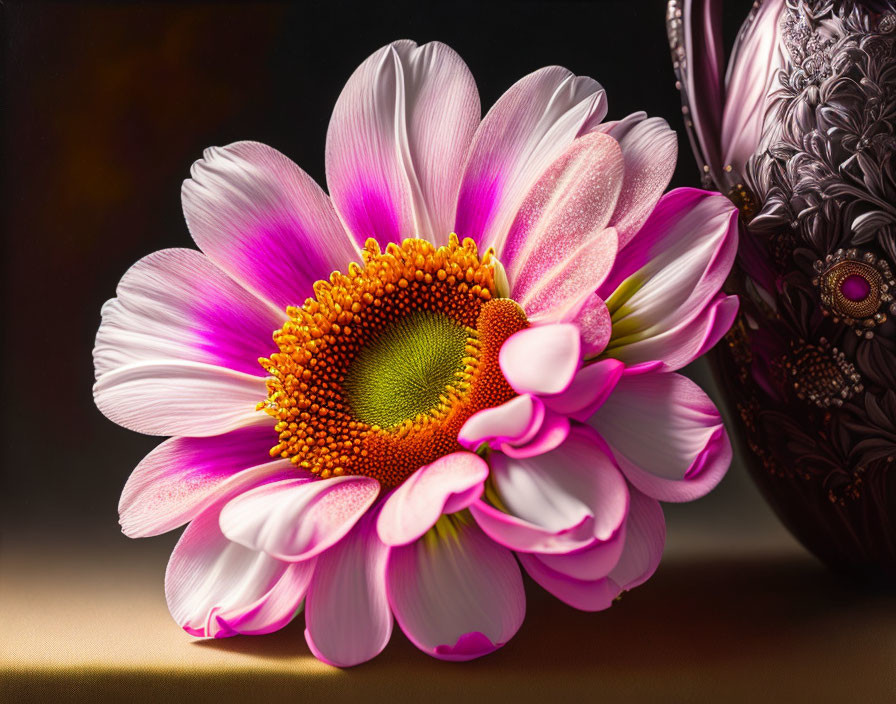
[669,0,896,575]
[95,40,739,666]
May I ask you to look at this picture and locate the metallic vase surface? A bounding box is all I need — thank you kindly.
[668,0,896,576]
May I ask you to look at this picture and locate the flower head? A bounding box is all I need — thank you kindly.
[95,40,738,667]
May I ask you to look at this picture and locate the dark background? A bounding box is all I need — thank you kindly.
[1,0,777,555]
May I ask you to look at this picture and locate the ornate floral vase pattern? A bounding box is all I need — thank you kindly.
[668,0,896,577]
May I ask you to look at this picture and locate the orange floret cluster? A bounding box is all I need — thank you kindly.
[258,235,528,489]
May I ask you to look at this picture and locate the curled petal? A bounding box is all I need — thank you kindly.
[458,395,545,451]
[591,372,732,502]
[607,293,739,372]
[519,485,665,610]
[455,66,607,251]
[499,323,582,396]
[500,411,570,459]
[598,188,738,369]
[459,396,569,459]
[182,141,358,310]
[377,453,489,547]
[165,494,314,638]
[386,518,524,661]
[220,476,380,562]
[470,426,628,554]
[518,553,619,612]
[304,510,392,667]
[541,358,625,421]
[326,40,480,246]
[599,188,737,312]
[535,522,627,581]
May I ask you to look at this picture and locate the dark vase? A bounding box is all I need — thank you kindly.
[667,0,896,578]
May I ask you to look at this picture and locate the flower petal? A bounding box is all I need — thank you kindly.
[534,523,627,581]
[513,227,621,327]
[304,511,392,667]
[598,188,738,368]
[622,360,665,376]
[386,518,524,661]
[518,486,664,610]
[469,426,628,553]
[455,66,607,251]
[596,114,678,248]
[459,396,568,459]
[500,411,570,459]
[541,358,625,421]
[530,293,613,359]
[165,491,314,638]
[598,188,737,312]
[499,323,582,396]
[590,372,731,502]
[606,292,739,371]
[501,132,623,311]
[458,395,545,451]
[94,360,269,437]
[518,552,620,612]
[377,452,488,547]
[326,40,479,246]
[182,141,358,310]
[219,476,380,562]
[607,486,666,590]
[119,426,288,538]
[94,249,282,379]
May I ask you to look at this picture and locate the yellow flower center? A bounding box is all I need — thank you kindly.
[258,235,528,489]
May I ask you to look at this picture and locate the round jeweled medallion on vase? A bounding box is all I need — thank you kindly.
[669,0,896,578]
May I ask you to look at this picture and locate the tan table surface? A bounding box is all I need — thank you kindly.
[2,531,894,703]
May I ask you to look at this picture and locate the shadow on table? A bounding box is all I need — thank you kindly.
[10,553,892,702]
[196,552,895,673]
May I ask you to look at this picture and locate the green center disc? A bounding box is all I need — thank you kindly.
[342,310,469,428]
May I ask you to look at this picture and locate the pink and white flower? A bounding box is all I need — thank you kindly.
[95,40,738,667]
